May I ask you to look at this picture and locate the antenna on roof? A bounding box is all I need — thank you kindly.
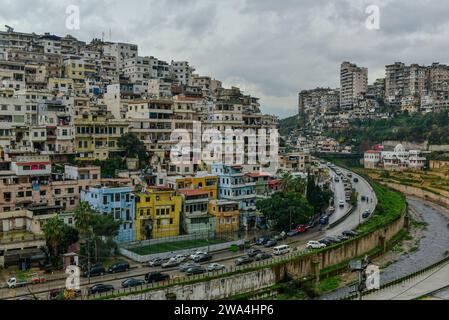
[109,28,112,41]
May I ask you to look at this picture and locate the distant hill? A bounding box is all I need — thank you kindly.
[279,115,299,136]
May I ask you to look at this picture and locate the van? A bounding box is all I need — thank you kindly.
[273,245,291,256]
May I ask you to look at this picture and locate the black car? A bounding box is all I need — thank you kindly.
[89,284,114,295]
[256,236,270,246]
[353,178,359,183]
[319,238,333,246]
[83,265,106,277]
[145,272,170,283]
[337,235,350,242]
[235,256,254,266]
[185,267,206,276]
[342,230,359,238]
[246,248,263,257]
[193,254,213,263]
[264,240,277,248]
[362,210,371,219]
[254,252,272,261]
[122,278,145,288]
[327,236,342,243]
[108,261,130,274]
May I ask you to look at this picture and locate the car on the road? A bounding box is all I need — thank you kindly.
[186,266,206,276]
[273,231,287,241]
[207,263,226,272]
[319,215,330,226]
[326,236,342,243]
[334,177,340,183]
[361,195,367,202]
[179,263,201,272]
[307,241,327,249]
[193,254,213,263]
[353,177,359,183]
[145,272,170,283]
[338,200,345,208]
[347,173,353,178]
[246,248,263,257]
[190,251,208,260]
[362,209,372,219]
[108,261,130,274]
[287,230,299,237]
[264,240,278,248]
[235,256,254,266]
[254,252,272,261]
[89,284,114,295]
[147,257,166,267]
[83,265,106,278]
[336,234,350,242]
[319,238,333,246]
[342,230,359,238]
[256,236,270,246]
[161,259,181,269]
[122,278,145,288]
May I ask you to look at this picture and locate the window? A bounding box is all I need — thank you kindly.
[67,188,74,194]
[115,193,120,202]
[55,189,61,195]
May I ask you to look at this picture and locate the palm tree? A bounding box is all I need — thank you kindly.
[74,202,95,238]
[42,216,65,257]
[281,172,294,192]
[292,177,306,195]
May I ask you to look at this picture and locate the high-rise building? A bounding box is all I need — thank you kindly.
[340,62,368,110]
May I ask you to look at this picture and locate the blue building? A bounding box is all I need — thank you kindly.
[81,186,136,244]
[211,164,257,230]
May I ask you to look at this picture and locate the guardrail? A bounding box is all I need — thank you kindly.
[329,205,356,229]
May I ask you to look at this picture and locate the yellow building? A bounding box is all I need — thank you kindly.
[64,57,85,81]
[166,174,218,199]
[208,200,240,235]
[75,110,129,161]
[135,187,182,240]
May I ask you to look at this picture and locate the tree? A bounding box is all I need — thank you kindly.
[42,216,79,267]
[118,133,149,165]
[257,192,314,231]
[74,202,96,238]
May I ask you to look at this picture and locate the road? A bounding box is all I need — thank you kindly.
[0,165,377,300]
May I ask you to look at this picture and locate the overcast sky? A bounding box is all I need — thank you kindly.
[2,0,449,118]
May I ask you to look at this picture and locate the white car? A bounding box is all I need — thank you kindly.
[207,263,226,272]
[307,241,326,249]
[338,200,345,208]
[190,251,208,260]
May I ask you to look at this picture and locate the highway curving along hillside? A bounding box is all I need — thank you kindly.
[0,165,378,300]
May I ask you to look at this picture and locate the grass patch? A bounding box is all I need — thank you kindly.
[317,276,342,294]
[410,219,428,229]
[129,239,226,255]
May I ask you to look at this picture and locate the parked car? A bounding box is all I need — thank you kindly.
[186,266,206,276]
[319,215,329,225]
[319,238,333,246]
[254,252,272,261]
[207,263,226,272]
[246,248,263,257]
[108,261,130,274]
[145,272,170,283]
[83,265,105,278]
[190,251,208,260]
[264,240,278,248]
[256,236,270,246]
[273,232,287,241]
[362,209,372,219]
[89,284,114,295]
[122,278,145,288]
[193,254,213,263]
[235,256,254,266]
[161,260,181,269]
[179,263,201,272]
[147,257,165,267]
[342,230,359,238]
[327,236,342,243]
[287,230,299,237]
[336,234,350,242]
[307,241,326,249]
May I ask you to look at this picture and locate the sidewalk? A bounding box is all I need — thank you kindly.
[362,261,449,300]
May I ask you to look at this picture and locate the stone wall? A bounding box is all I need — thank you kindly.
[382,182,449,208]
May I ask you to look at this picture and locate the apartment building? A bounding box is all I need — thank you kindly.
[340,62,368,110]
[102,42,138,70]
[135,187,182,240]
[208,200,239,235]
[190,75,222,98]
[179,189,216,235]
[364,144,427,171]
[278,152,311,173]
[170,61,195,85]
[81,185,136,244]
[165,173,218,199]
[75,108,129,161]
[298,88,340,115]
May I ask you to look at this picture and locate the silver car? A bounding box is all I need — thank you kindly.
[207,263,226,272]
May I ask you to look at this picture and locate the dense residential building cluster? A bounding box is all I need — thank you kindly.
[0,27,288,266]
